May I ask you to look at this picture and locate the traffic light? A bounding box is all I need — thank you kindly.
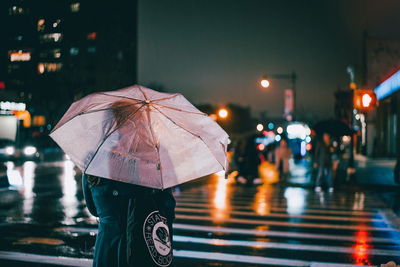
[353,89,377,110]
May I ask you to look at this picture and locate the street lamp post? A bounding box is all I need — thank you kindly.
[260,71,297,120]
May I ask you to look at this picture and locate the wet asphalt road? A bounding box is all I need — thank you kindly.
[0,160,399,267]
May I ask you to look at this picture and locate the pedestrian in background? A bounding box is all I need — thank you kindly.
[239,134,262,185]
[314,133,335,193]
[274,138,292,183]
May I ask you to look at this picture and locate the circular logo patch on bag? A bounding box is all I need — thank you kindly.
[143,211,172,266]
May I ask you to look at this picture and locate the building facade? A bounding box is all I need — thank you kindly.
[374,70,400,157]
[2,0,138,125]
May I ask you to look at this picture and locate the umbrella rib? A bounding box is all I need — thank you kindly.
[152,105,225,170]
[50,103,141,134]
[151,103,206,116]
[83,103,147,174]
[80,103,141,115]
[150,94,180,102]
[138,85,148,100]
[97,92,144,102]
[145,105,164,189]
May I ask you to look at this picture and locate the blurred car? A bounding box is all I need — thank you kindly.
[0,163,23,207]
[0,138,40,162]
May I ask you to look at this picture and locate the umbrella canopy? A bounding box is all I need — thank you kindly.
[313,119,353,137]
[50,85,229,189]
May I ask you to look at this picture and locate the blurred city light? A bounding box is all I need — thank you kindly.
[268,122,274,130]
[362,93,372,108]
[260,79,270,88]
[306,143,312,151]
[5,146,15,155]
[256,123,264,132]
[23,146,37,156]
[286,123,310,140]
[218,108,228,119]
[300,141,306,156]
[257,143,265,151]
[276,126,283,134]
[275,135,281,142]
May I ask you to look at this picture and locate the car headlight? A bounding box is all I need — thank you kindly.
[5,146,15,155]
[24,146,37,156]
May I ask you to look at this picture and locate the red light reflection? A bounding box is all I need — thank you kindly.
[352,230,372,266]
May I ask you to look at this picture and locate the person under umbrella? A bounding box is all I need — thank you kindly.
[314,133,335,193]
[50,85,229,266]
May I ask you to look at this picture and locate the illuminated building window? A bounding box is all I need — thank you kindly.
[70,47,79,56]
[87,32,97,40]
[40,33,62,43]
[38,63,63,74]
[71,2,80,12]
[88,47,96,53]
[9,6,25,15]
[39,49,61,59]
[37,19,45,31]
[53,19,61,28]
[9,50,31,62]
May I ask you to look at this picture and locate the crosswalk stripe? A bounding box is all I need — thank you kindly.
[173,223,399,244]
[174,235,400,256]
[176,214,397,231]
[0,250,370,267]
[54,224,400,244]
[176,201,378,216]
[175,197,380,212]
[175,193,384,205]
[175,207,384,223]
[174,250,370,267]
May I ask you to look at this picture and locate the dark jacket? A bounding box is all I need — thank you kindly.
[314,141,333,168]
[81,174,176,267]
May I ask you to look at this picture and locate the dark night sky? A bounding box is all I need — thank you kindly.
[138,0,400,120]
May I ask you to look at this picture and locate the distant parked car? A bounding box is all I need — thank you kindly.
[0,138,40,162]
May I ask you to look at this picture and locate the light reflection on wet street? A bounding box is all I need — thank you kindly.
[0,160,399,266]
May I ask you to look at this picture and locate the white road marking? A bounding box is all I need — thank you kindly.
[54,224,400,244]
[175,214,397,231]
[175,197,380,211]
[175,207,384,223]
[176,201,378,216]
[174,235,400,256]
[0,250,370,267]
[173,223,399,243]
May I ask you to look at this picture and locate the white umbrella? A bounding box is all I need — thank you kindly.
[50,85,229,189]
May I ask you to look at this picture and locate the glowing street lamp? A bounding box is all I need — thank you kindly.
[218,108,228,119]
[260,79,270,88]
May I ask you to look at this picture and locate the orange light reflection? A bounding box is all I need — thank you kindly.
[211,171,232,223]
[253,184,273,216]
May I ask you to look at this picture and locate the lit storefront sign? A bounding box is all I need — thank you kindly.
[374,69,400,100]
[0,101,26,111]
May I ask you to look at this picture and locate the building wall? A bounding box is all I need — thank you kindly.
[367,38,400,157]
[3,0,138,125]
